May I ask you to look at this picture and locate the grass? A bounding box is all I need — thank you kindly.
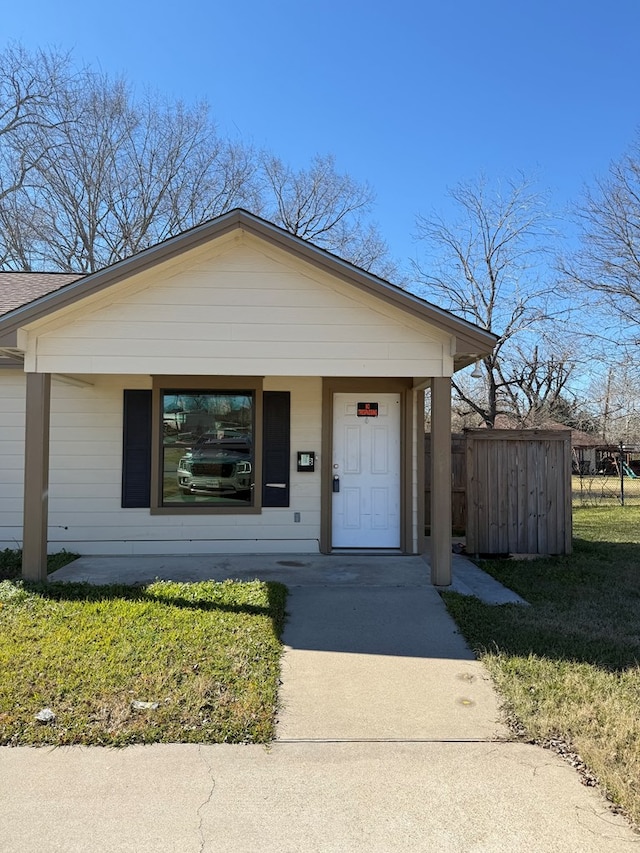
[0,548,78,580]
[0,578,287,746]
[442,505,640,827]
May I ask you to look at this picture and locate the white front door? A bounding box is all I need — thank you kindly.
[331,393,401,548]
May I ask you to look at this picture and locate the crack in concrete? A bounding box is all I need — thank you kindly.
[276,736,509,743]
[196,745,216,853]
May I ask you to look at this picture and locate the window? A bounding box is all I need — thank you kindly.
[161,390,254,507]
[122,381,289,513]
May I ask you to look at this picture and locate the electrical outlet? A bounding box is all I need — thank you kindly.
[294,512,301,522]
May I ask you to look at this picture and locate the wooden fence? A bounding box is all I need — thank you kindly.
[425,429,573,555]
[424,433,466,533]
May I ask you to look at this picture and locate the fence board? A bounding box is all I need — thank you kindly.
[424,433,466,533]
[425,429,572,555]
[466,430,572,555]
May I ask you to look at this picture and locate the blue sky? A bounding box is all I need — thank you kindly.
[3,0,640,267]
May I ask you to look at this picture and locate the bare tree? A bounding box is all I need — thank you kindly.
[507,344,576,426]
[2,68,259,272]
[587,364,640,444]
[259,153,396,277]
[0,45,70,195]
[0,45,73,264]
[561,136,640,359]
[413,174,565,427]
[0,46,397,278]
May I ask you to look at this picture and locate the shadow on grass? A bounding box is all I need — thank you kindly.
[443,538,640,673]
[0,548,78,581]
[7,579,288,639]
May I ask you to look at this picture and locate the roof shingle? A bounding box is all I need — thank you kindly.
[0,272,84,316]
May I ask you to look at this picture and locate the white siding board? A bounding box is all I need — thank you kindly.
[46,317,434,342]
[23,238,451,377]
[0,427,26,443]
[30,286,417,329]
[49,439,121,454]
[37,337,443,361]
[280,376,322,515]
[0,374,25,522]
[50,455,119,470]
[52,484,119,499]
[50,469,120,486]
[2,412,26,426]
[0,372,330,553]
[0,469,23,485]
[0,373,26,393]
[0,531,22,548]
[50,501,139,517]
[231,324,427,343]
[1,457,24,472]
[60,289,353,321]
[55,287,358,322]
[43,540,321,556]
[49,395,133,414]
[389,342,445,360]
[35,356,447,377]
[47,521,322,540]
[51,414,122,430]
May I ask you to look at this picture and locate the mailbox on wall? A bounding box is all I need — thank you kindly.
[297,451,315,472]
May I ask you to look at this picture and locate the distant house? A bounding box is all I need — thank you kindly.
[570,429,601,474]
[0,209,496,584]
[489,415,602,474]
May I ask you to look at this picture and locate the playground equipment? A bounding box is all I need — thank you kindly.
[598,455,639,478]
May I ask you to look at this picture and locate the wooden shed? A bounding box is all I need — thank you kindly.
[465,429,572,556]
[425,429,573,555]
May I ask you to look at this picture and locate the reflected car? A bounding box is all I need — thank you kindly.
[177,434,252,496]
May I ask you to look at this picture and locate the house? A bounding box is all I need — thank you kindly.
[570,429,601,474]
[490,415,603,475]
[0,209,496,585]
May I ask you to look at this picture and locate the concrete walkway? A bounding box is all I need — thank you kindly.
[1,553,636,851]
[277,579,504,742]
[44,549,529,606]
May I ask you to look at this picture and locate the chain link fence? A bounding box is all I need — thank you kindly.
[573,474,640,507]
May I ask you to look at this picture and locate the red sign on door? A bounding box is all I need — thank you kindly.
[357,402,379,417]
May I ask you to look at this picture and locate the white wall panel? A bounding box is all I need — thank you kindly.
[0,372,25,546]
[22,237,452,377]
[0,372,324,554]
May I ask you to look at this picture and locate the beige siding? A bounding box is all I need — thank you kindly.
[0,372,323,554]
[0,372,26,547]
[22,236,453,377]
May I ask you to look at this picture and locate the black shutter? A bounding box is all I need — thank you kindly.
[122,390,152,508]
[262,391,290,507]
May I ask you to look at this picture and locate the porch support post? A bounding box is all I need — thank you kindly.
[22,372,51,582]
[430,376,452,586]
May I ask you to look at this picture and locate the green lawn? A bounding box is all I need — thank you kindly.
[443,505,640,828]
[0,578,286,746]
[0,548,78,580]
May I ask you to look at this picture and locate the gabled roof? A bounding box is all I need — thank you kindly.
[0,209,496,364]
[0,271,85,315]
[489,415,600,447]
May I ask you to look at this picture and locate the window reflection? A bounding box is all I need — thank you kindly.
[162,392,253,506]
